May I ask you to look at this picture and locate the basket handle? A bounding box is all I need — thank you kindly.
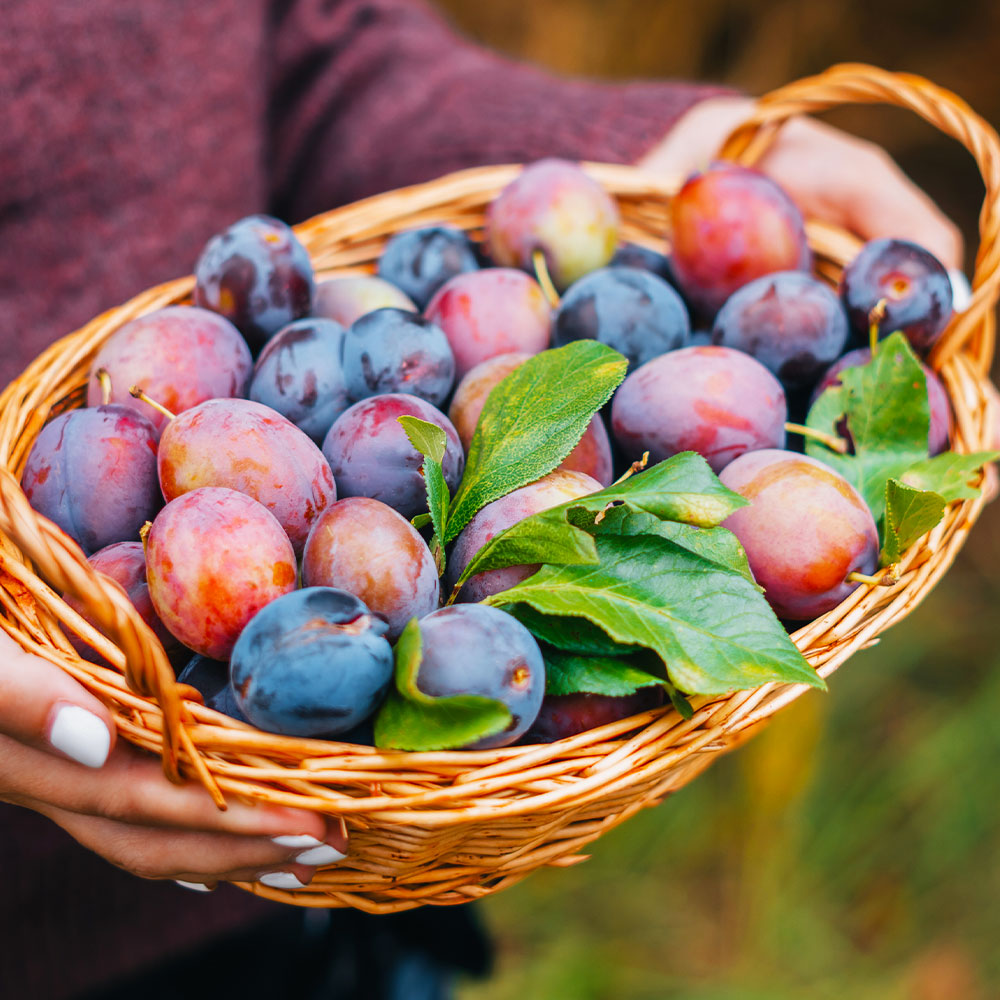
[717,62,1000,375]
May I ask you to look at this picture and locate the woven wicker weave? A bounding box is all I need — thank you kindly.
[0,63,997,913]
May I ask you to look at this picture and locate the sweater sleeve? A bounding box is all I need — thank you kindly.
[267,0,736,221]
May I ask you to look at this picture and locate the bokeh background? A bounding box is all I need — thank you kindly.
[426,3,1000,998]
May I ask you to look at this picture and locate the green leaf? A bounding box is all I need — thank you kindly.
[398,416,450,573]
[398,415,447,464]
[444,342,627,542]
[373,619,512,751]
[881,478,946,565]
[410,513,432,530]
[543,647,666,697]
[488,534,822,697]
[511,606,638,657]
[451,453,747,597]
[900,451,999,503]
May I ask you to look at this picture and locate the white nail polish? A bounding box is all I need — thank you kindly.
[949,269,972,313]
[48,704,111,768]
[174,880,212,892]
[295,844,347,866]
[259,871,307,890]
[271,834,325,850]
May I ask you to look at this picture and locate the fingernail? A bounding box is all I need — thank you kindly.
[295,844,346,866]
[174,880,213,892]
[259,871,308,890]
[271,834,324,850]
[949,269,972,312]
[48,704,111,768]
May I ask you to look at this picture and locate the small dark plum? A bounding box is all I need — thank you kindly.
[553,266,690,371]
[249,318,349,444]
[343,308,455,407]
[176,654,248,723]
[302,497,440,639]
[711,271,849,389]
[322,394,463,518]
[194,215,314,352]
[611,346,787,473]
[610,243,676,285]
[87,306,253,437]
[670,163,810,317]
[313,276,416,327]
[230,587,393,737]
[811,347,953,455]
[22,406,162,555]
[376,226,480,308]
[412,605,545,749]
[522,687,666,743]
[719,450,879,620]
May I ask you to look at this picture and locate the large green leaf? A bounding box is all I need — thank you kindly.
[542,647,666,697]
[900,451,999,503]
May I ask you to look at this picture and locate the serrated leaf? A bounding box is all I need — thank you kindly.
[543,647,665,697]
[398,415,450,569]
[511,605,638,657]
[881,478,946,565]
[443,342,627,541]
[900,451,999,502]
[373,618,512,751]
[487,534,822,697]
[398,415,447,464]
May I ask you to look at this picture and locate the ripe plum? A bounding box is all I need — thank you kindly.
[719,449,879,620]
[343,308,455,407]
[176,654,247,723]
[230,587,393,737]
[377,226,479,308]
[146,487,297,659]
[194,215,314,352]
[711,271,849,389]
[322,394,463,518]
[302,497,440,639]
[87,306,253,437]
[22,406,162,555]
[840,238,953,354]
[448,353,612,485]
[485,158,619,290]
[448,469,602,602]
[313,275,416,327]
[553,266,689,371]
[611,345,787,473]
[413,605,545,749]
[610,243,676,285]
[424,269,551,378]
[670,163,810,317]
[248,317,349,444]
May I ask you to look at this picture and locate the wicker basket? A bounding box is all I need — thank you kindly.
[1,63,998,914]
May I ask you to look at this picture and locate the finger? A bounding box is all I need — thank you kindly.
[0,630,114,768]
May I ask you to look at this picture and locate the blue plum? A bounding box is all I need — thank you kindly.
[377,226,479,308]
[176,654,248,723]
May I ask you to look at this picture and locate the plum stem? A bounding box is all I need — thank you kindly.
[868,298,888,354]
[129,386,176,421]
[95,368,113,406]
[139,520,152,557]
[444,581,463,607]
[784,423,848,455]
[532,249,561,308]
[847,568,897,587]
[612,451,650,486]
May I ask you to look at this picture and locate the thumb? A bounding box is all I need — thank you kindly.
[0,630,115,768]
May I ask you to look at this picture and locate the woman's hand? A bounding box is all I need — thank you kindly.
[639,95,965,273]
[0,630,347,890]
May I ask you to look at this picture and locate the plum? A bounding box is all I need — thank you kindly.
[146,487,297,659]
[424,268,551,378]
[448,353,613,486]
[611,345,787,473]
[376,226,479,308]
[176,653,247,723]
[485,158,619,291]
[522,687,666,743]
[669,163,810,318]
[411,604,545,749]
[87,306,253,437]
[313,275,416,327]
[302,497,440,639]
[610,243,677,285]
[719,449,879,620]
[448,469,602,603]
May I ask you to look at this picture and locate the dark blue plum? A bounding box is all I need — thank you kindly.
[610,243,676,286]
[194,215,314,352]
[414,605,545,749]
[553,266,690,371]
[711,271,849,390]
[321,394,464,518]
[377,226,480,309]
[342,308,455,408]
[22,406,162,555]
[230,588,393,737]
[177,654,248,723]
[840,238,953,354]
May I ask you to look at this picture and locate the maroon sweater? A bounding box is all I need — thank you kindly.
[1,2,729,995]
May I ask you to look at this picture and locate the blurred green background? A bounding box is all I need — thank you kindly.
[427,3,1000,998]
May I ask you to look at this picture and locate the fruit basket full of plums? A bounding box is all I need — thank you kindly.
[1,64,999,912]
